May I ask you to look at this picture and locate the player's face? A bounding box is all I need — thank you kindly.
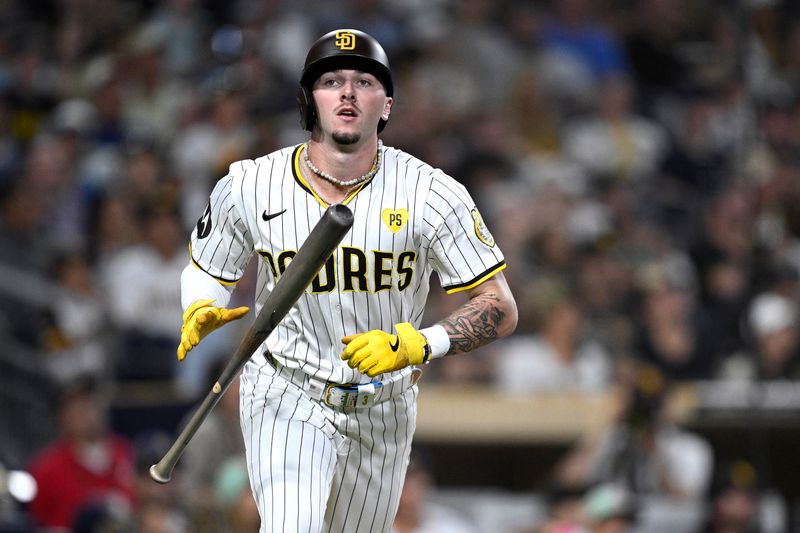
[312,69,392,144]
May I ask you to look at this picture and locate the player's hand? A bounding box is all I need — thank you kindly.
[341,322,429,377]
[177,298,250,361]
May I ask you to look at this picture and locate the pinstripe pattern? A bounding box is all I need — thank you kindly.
[241,360,417,533]
[189,143,503,532]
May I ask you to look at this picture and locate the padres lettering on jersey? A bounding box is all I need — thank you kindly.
[256,247,416,294]
[190,143,505,384]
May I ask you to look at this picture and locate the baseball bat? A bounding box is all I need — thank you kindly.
[150,203,354,484]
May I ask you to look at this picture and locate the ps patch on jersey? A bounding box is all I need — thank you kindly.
[196,203,212,239]
[382,208,408,234]
[471,207,495,247]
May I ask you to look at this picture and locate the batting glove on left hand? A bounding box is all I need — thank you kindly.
[177,298,250,361]
[341,322,430,377]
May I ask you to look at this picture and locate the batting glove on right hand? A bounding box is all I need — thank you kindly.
[341,322,430,377]
[177,298,250,361]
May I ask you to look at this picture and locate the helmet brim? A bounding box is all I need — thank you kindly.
[300,55,393,97]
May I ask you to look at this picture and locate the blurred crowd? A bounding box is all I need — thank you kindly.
[2,0,800,531]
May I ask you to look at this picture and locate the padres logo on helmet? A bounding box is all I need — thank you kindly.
[335,31,356,50]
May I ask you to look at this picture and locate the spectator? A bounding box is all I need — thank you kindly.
[582,482,636,533]
[538,0,629,110]
[42,250,112,385]
[507,63,565,157]
[718,291,800,381]
[0,179,50,274]
[120,25,187,148]
[529,483,587,533]
[554,365,713,502]
[86,191,142,266]
[0,179,51,347]
[632,261,712,381]
[141,0,211,78]
[563,74,669,187]
[27,376,136,530]
[70,500,134,533]
[622,0,695,113]
[181,363,246,509]
[495,278,614,393]
[650,89,732,242]
[689,187,755,291]
[131,431,189,532]
[99,200,186,382]
[702,459,787,533]
[540,0,629,80]
[214,457,260,533]
[170,87,258,228]
[692,253,750,374]
[391,449,476,533]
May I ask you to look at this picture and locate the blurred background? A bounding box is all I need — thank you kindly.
[2,0,800,531]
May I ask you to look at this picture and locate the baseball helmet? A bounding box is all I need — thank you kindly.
[298,29,393,132]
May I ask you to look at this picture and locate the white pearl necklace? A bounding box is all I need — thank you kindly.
[303,140,383,187]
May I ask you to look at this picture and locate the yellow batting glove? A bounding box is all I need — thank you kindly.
[341,322,430,377]
[177,298,250,361]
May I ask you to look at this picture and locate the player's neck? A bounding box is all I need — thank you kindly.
[299,162,354,205]
[302,137,382,203]
[307,136,379,181]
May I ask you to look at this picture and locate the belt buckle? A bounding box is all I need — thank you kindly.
[324,382,378,409]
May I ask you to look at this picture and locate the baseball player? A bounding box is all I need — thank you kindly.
[177,29,518,533]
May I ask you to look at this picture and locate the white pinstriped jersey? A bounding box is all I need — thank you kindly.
[190,143,505,384]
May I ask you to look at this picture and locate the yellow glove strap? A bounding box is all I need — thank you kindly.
[394,322,429,365]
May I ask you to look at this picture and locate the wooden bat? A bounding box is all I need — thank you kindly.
[150,203,354,483]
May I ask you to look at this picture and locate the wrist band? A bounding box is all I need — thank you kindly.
[419,325,450,361]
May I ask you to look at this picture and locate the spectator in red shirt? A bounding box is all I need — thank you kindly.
[27,376,136,530]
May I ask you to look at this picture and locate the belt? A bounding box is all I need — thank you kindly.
[264,351,421,410]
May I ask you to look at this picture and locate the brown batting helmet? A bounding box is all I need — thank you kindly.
[297,29,393,132]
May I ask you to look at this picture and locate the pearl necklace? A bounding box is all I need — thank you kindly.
[303,140,383,187]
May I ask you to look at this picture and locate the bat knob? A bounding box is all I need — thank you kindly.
[149,463,172,484]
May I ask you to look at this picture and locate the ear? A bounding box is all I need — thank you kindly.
[382,97,393,121]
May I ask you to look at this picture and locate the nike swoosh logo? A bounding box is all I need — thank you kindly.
[389,337,400,352]
[262,209,286,221]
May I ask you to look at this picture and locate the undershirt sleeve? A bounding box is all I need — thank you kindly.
[180,262,234,311]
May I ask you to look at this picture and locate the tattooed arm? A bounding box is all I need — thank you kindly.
[341,270,515,375]
[438,272,517,355]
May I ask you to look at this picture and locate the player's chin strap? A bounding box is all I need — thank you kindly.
[265,351,421,410]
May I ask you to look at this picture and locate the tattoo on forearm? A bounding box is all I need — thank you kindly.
[438,293,505,355]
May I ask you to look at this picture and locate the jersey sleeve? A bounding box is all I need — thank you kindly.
[422,172,506,293]
[189,163,255,284]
